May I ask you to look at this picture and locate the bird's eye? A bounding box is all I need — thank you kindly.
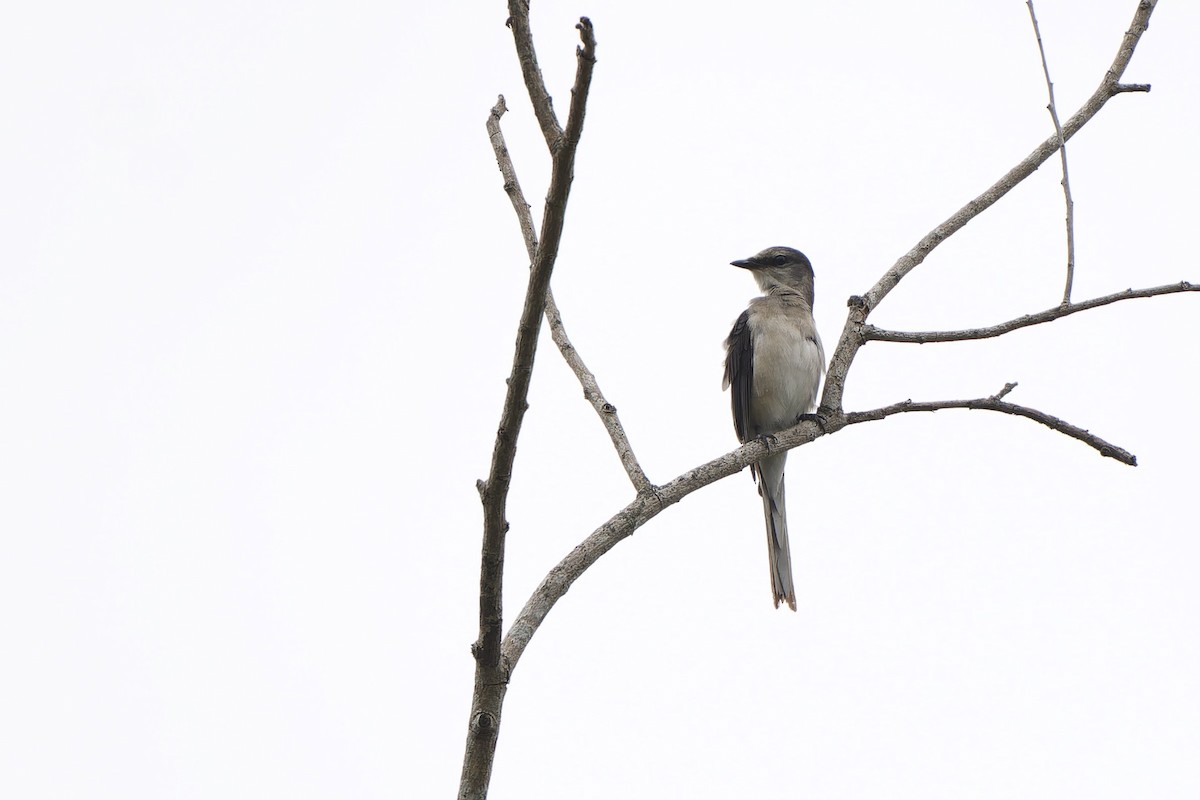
[772,254,788,266]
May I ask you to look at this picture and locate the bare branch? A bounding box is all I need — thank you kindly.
[463,19,598,800]
[544,296,654,493]
[505,0,563,148]
[565,18,597,146]
[821,0,1157,414]
[862,281,1198,343]
[487,94,650,493]
[1027,0,1077,303]
[843,395,1137,466]
[486,96,538,255]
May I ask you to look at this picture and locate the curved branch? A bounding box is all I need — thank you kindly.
[862,281,1198,343]
[844,395,1137,466]
[502,417,828,671]
[501,367,1144,673]
[487,95,652,493]
[821,0,1157,414]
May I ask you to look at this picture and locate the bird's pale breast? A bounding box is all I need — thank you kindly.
[748,306,823,434]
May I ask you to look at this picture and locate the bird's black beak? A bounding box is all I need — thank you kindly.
[730,259,755,270]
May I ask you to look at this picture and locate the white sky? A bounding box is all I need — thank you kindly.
[2,1,1197,798]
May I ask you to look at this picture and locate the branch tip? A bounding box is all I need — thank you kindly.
[576,16,597,57]
[992,382,1018,401]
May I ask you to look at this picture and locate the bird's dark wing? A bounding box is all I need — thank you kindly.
[723,309,754,445]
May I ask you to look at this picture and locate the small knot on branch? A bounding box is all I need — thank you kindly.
[601,402,616,414]
[471,711,498,733]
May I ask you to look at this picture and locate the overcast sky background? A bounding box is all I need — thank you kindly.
[2,1,1198,798]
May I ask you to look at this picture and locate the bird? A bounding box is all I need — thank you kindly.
[722,246,825,610]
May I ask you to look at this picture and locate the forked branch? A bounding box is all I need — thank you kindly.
[486,97,652,492]
[462,14,596,800]
[821,0,1157,414]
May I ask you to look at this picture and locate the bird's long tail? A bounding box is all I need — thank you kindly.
[757,453,796,610]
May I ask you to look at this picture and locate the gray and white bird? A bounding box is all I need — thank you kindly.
[722,246,825,610]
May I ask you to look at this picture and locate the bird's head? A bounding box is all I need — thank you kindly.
[731,246,815,300]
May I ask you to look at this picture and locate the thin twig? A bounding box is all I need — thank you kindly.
[1027,0,1077,303]
[862,281,1198,343]
[991,382,1018,401]
[821,0,1157,415]
[543,297,653,492]
[843,395,1136,466]
[486,95,652,493]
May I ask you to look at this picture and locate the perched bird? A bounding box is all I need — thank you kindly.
[722,246,825,610]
